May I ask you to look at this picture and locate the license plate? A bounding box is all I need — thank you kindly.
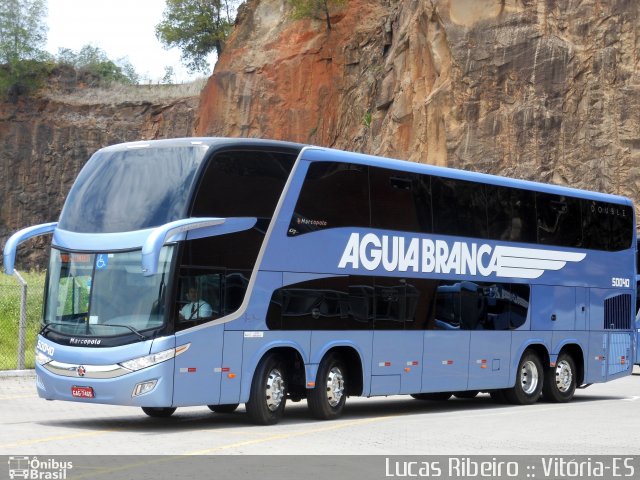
[71,386,94,398]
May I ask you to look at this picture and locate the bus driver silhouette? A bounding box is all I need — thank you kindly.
[179,287,212,321]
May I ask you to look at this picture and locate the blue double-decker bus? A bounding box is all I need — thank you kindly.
[4,138,636,424]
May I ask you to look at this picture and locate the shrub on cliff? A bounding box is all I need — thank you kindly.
[0,0,51,100]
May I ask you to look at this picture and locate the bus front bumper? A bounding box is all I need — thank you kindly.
[35,360,175,407]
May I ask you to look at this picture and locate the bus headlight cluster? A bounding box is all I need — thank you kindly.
[119,343,190,372]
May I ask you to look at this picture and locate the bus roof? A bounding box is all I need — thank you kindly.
[97,137,632,207]
[299,146,634,206]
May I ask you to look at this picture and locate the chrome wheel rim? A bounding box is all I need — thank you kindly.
[555,360,573,393]
[325,367,345,407]
[266,368,285,411]
[520,360,539,395]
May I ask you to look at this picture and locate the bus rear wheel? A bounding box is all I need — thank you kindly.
[141,407,176,418]
[543,353,577,403]
[246,353,287,425]
[504,350,543,405]
[208,404,239,414]
[307,353,347,420]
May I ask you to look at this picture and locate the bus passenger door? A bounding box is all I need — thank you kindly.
[173,324,224,406]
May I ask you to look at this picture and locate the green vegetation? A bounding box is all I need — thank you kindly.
[363,111,372,128]
[155,0,238,74]
[0,0,52,99]
[0,271,46,370]
[289,0,347,30]
[56,45,139,85]
[0,0,141,99]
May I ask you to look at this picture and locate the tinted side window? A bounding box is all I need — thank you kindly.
[266,276,374,330]
[289,162,370,236]
[374,277,406,330]
[582,200,633,251]
[370,168,432,233]
[486,186,537,243]
[432,177,488,238]
[175,268,223,330]
[434,281,529,331]
[191,150,296,219]
[536,193,582,247]
[266,275,441,331]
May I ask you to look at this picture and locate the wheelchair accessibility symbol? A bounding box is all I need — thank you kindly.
[96,254,108,269]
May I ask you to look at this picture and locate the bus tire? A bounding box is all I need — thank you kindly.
[504,350,544,405]
[543,353,577,403]
[208,403,239,414]
[453,391,479,399]
[307,352,347,420]
[141,407,176,418]
[411,392,452,401]
[246,353,287,425]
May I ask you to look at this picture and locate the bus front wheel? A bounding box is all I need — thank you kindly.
[307,352,347,420]
[246,353,287,425]
[141,407,176,418]
[504,350,544,405]
[543,353,577,403]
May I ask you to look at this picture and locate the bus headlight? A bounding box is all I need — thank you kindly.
[119,343,190,372]
[35,350,52,366]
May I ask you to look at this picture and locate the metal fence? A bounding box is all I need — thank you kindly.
[0,271,45,370]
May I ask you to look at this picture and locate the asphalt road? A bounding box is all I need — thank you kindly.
[1,367,638,456]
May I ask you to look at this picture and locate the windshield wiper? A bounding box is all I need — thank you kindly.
[102,324,148,340]
[39,322,71,335]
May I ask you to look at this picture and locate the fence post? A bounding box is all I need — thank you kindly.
[13,270,27,370]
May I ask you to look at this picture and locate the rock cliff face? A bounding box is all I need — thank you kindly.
[2,0,639,269]
[0,89,198,268]
[197,0,640,203]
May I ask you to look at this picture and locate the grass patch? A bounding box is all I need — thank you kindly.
[0,271,46,370]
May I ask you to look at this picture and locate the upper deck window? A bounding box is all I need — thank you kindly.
[288,162,370,236]
[59,145,209,233]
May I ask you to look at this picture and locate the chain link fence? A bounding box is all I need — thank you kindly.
[0,271,45,370]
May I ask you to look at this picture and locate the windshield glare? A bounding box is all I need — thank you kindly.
[44,247,173,337]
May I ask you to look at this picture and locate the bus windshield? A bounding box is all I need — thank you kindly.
[58,144,209,233]
[43,247,173,338]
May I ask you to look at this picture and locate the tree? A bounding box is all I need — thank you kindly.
[162,66,176,84]
[0,0,50,98]
[56,45,139,85]
[155,0,237,74]
[0,0,48,64]
[289,0,347,31]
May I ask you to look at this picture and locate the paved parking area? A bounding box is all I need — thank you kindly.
[1,368,638,456]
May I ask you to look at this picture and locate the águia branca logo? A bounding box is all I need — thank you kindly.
[338,233,586,279]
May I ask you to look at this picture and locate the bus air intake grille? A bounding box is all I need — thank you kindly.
[603,294,631,330]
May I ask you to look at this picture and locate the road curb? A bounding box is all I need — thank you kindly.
[0,369,36,378]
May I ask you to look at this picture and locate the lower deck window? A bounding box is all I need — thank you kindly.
[266,276,529,331]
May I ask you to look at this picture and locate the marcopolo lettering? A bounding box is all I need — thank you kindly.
[338,233,586,280]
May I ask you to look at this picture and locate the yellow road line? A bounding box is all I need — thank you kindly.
[0,429,115,449]
[60,416,392,479]
[186,415,390,455]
